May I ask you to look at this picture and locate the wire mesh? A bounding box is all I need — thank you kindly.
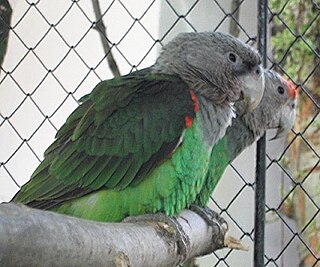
[0,1,319,266]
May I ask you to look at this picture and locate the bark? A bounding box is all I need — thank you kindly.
[0,203,246,267]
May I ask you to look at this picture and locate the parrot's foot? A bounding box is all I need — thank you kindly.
[190,205,228,249]
[123,213,190,260]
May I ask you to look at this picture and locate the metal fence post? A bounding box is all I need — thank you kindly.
[254,0,268,266]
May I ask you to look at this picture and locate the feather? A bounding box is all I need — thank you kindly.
[103,157,133,188]
[89,156,122,189]
[114,158,141,190]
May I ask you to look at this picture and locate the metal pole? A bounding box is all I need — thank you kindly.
[254,0,268,266]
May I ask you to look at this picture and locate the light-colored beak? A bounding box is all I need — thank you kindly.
[239,67,265,112]
[269,98,297,140]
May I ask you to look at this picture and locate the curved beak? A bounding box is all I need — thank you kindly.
[269,98,297,140]
[239,66,265,112]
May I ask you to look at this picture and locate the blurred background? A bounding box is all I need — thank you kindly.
[0,1,319,266]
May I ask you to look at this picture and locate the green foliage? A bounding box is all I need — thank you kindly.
[270,2,320,264]
[269,0,319,82]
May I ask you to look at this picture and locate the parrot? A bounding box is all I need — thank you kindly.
[194,70,297,207]
[12,31,265,223]
[182,70,297,267]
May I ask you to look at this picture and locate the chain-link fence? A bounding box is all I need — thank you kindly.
[0,1,319,266]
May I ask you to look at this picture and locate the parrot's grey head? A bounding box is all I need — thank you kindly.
[267,73,297,140]
[237,69,297,139]
[153,31,264,111]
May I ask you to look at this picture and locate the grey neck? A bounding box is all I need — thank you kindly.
[226,101,275,161]
[197,94,233,148]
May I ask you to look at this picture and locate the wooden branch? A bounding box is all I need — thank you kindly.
[91,0,120,77]
[0,203,247,267]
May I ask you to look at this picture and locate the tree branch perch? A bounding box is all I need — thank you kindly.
[0,203,247,267]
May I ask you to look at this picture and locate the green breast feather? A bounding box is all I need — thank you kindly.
[194,137,230,207]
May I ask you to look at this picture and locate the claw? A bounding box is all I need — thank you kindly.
[190,205,227,250]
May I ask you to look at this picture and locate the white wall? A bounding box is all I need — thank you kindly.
[0,1,298,266]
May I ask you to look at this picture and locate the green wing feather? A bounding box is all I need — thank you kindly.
[13,69,196,209]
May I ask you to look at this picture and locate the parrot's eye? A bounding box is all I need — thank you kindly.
[256,68,260,75]
[277,86,285,94]
[228,52,237,63]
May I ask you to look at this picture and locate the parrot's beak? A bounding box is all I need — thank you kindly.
[239,67,265,112]
[269,98,297,140]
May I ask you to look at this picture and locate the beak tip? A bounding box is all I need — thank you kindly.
[269,127,289,141]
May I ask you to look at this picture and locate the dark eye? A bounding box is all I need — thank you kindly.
[277,86,284,94]
[228,52,237,63]
[256,68,260,75]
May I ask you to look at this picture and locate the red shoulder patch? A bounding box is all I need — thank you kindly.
[185,116,192,128]
[189,89,199,112]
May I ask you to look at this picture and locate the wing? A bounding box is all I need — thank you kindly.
[12,69,196,209]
